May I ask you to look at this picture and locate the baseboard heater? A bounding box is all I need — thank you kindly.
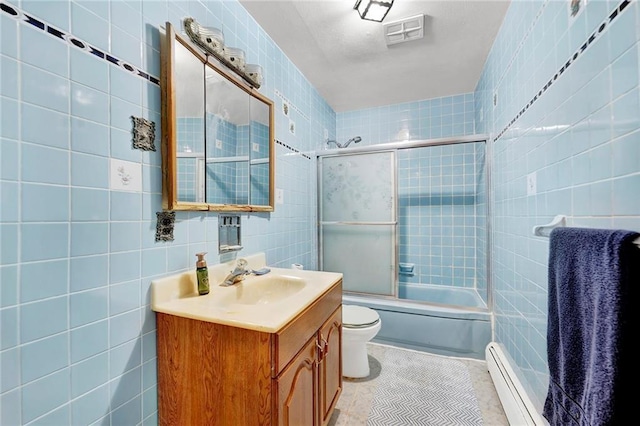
[486,342,548,426]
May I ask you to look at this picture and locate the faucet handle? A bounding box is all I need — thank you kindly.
[237,258,248,268]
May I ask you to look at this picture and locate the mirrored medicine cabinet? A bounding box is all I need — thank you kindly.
[160,22,275,212]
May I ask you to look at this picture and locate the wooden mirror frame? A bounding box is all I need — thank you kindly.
[161,21,275,212]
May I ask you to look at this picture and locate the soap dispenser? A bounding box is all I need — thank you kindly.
[195,252,209,295]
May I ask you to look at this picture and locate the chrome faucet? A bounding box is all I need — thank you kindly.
[221,258,250,286]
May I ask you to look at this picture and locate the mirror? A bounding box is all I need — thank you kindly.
[161,22,275,212]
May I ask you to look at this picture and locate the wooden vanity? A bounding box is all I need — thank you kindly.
[155,272,342,426]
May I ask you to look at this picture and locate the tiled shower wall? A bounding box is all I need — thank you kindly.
[475,0,640,410]
[0,0,334,424]
[397,142,487,297]
[335,93,476,147]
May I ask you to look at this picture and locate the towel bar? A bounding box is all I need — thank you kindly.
[533,215,640,247]
[532,215,566,237]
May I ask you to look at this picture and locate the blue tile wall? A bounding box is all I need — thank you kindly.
[475,0,640,413]
[235,125,250,205]
[20,24,69,78]
[21,104,69,149]
[22,64,69,114]
[397,142,487,303]
[176,117,204,203]
[336,93,476,147]
[250,121,270,206]
[0,0,333,424]
[71,117,109,157]
[206,116,244,204]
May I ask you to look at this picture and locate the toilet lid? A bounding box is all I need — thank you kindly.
[343,305,380,328]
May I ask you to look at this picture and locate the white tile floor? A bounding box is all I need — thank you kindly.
[330,343,509,425]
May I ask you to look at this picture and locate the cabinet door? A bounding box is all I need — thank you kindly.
[318,306,342,426]
[275,336,318,426]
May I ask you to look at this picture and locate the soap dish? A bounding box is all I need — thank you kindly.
[252,267,271,275]
[398,263,415,276]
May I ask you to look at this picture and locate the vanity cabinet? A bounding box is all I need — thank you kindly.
[275,306,342,426]
[318,308,342,424]
[156,280,342,426]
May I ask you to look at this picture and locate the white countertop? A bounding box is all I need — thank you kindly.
[151,254,342,333]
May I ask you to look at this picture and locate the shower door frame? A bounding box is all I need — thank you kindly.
[317,134,492,313]
[318,149,399,298]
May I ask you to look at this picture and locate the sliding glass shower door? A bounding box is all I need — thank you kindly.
[319,152,396,296]
[318,138,489,310]
[396,142,488,309]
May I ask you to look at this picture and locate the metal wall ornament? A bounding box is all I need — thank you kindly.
[155,211,176,241]
[131,116,156,151]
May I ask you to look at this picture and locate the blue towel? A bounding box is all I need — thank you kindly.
[543,227,640,426]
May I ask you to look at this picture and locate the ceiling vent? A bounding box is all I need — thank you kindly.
[383,14,424,46]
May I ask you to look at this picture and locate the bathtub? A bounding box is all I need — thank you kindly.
[398,283,487,307]
[343,289,491,360]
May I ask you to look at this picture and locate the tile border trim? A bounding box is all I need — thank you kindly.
[274,89,310,122]
[276,139,311,160]
[494,0,631,143]
[0,1,160,86]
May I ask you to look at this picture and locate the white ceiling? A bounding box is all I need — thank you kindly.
[239,0,511,112]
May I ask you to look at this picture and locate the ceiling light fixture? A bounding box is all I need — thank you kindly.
[354,0,394,23]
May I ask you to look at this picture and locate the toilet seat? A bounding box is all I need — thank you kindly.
[343,305,380,329]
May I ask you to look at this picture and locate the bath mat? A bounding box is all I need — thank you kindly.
[367,348,483,425]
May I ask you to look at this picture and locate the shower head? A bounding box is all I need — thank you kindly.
[326,136,362,149]
[343,136,362,148]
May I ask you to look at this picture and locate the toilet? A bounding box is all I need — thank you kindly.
[342,305,382,378]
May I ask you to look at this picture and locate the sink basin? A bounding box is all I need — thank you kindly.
[151,252,343,332]
[218,275,306,305]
